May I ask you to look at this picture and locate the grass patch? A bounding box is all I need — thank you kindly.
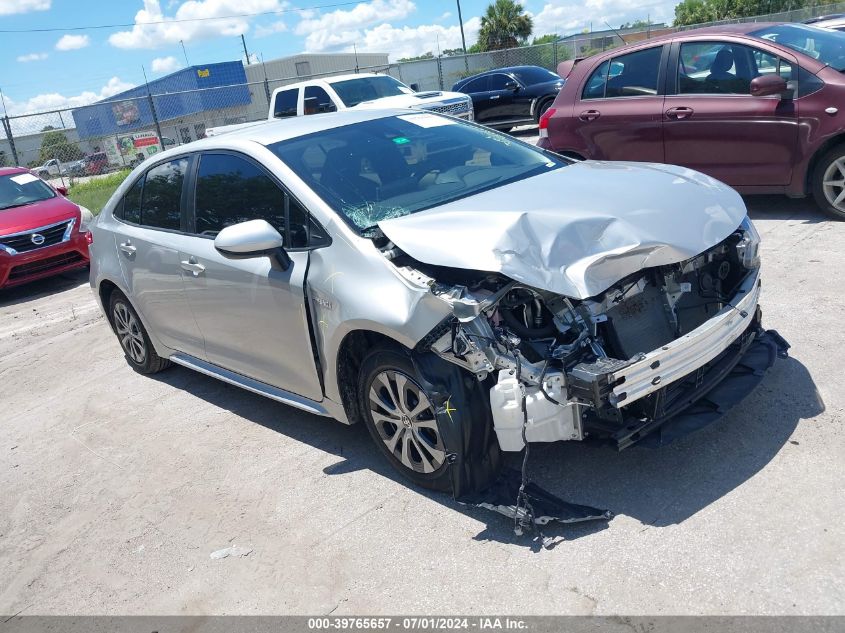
[68,169,131,214]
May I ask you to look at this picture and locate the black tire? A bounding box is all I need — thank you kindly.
[108,292,171,374]
[535,98,554,123]
[811,145,845,220]
[358,348,451,491]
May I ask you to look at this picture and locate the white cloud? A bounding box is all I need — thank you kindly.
[0,0,50,16]
[55,34,90,51]
[296,0,416,44]
[254,20,287,37]
[306,16,481,62]
[109,0,288,49]
[17,52,49,62]
[151,55,182,73]
[530,0,674,36]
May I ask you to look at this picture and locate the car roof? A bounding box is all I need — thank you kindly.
[456,65,549,83]
[0,167,31,177]
[144,108,422,160]
[273,72,389,92]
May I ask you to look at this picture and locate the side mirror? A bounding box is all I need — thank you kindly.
[750,74,789,98]
[410,83,420,91]
[214,219,291,270]
[55,185,68,196]
[504,80,519,91]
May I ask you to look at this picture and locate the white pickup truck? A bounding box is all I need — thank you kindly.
[206,73,473,137]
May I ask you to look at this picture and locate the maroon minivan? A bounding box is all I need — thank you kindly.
[537,23,845,219]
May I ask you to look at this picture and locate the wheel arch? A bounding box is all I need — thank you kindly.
[805,134,845,193]
[335,329,409,425]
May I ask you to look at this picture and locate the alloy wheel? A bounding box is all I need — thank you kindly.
[113,302,147,364]
[368,370,446,474]
[822,156,845,212]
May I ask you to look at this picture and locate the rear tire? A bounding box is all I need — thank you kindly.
[812,145,845,220]
[358,348,451,491]
[535,98,553,123]
[108,292,171,374]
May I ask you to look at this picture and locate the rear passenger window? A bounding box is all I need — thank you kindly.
[194,153,286,238]
[583,47,662,99]
[140,159,186,231]
[461,76,487,93]
[303,86,336,114]
[273,88,298,118]
[120,176,143,224]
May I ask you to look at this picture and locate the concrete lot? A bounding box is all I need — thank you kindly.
[1,142,843,614]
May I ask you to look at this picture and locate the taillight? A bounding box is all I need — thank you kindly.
[85,231,93,245]
[538,107,556,138]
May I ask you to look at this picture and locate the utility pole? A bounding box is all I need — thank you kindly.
[0,87,19,165]
[241,34,250,64]
[180,39,190,66]
[142,65,164,145]
[456,0,469,73]
[456,0,467,54]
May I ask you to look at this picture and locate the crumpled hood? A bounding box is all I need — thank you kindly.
[353,92,467,109]
[378,160,748,299]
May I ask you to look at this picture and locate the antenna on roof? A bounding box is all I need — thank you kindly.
[180,39,190,66]
[604,21,628,44]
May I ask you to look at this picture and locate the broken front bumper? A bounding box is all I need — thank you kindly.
[568,269,789,448]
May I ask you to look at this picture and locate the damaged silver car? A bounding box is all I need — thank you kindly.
[90,109,787,524]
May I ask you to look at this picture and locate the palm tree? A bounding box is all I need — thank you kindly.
[478,0,534,51]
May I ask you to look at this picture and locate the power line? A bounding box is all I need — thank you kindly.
[0,0,371,34]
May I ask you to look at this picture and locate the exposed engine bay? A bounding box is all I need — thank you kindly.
[382,217,783,453]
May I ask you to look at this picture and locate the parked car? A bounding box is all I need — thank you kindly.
[67,159,87,177]
[34,158,74,179]
[0,167,92,289]
[804,13,845,30]
[538,22,845,219]
[205,73,473,137]
[89,109,786,496]
[452,65,563,130]
[84,152,110,176]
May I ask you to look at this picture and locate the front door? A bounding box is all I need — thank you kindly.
[572,45,666,162]
[484,73,520,123]
[179,151,323,401]
[663,40,799,187]
[113,157,205,358]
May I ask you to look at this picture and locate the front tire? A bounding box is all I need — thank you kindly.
[358,348,451,491]
[812,145,845,220]
[109,292,171,374]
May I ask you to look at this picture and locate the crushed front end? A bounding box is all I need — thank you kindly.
[389,216,788,452]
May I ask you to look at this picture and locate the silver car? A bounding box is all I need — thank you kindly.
[89,109,787,501]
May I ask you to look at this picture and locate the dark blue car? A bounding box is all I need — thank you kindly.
[452,65,563,131]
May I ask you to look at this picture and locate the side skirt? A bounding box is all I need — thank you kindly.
[169,352,331,417]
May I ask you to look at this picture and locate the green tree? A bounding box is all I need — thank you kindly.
[397,51,434,62]
[673,0,819,26]
[38,130,83,164]
[442,47,466,56]
[477,0,533,51]
[531,33,559,45]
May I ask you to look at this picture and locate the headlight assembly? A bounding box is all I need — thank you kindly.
[736,215,761,269]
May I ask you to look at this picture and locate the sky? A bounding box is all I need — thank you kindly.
[0,0,677,118]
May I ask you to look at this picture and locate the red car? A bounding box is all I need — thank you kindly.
[0,167,91,290]
[538,22,845,219]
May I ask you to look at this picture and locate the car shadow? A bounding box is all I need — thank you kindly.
[150,353,822,550]
[0,267,89,307]
[744,195,828,222]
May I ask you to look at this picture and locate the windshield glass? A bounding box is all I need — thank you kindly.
[750,23,845,70]
[269,113,565,232]
[511,66,561,84]
[329,75,413,107]
[0,173,56,211]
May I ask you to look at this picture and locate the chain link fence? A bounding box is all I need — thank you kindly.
[3,0,844,186]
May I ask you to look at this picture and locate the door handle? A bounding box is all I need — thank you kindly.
[118,241,136,257]
[180,257,205,276]
[490,95,500,100]
[666,106,694,120]
[579,109,601,122]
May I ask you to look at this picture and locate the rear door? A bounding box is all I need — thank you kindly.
[178,151,325,400]
[484,73,519,123]
[571,44,667,162]
[663,39,799,186]
[112,156,206,358]
[460,76,492,123]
